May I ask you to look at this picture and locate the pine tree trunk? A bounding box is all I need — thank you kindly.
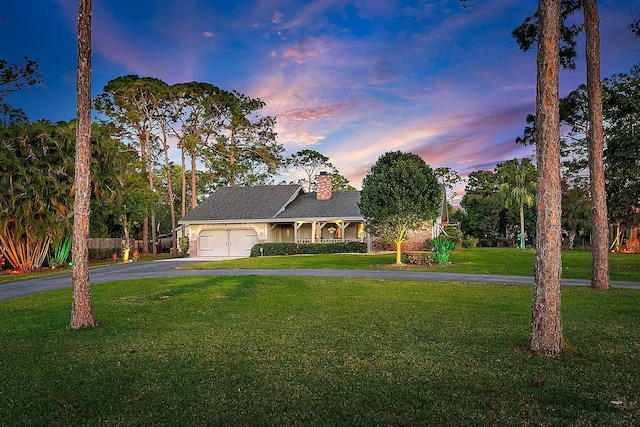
[148,155,157,258]
[162,126,178,255]
[519,204,525,249]
[181,146,187,217]
[584,0,610,290]
[142,217,149,253]
[530,0,563,356]
[70,0,97,329]
[191,151,197,209]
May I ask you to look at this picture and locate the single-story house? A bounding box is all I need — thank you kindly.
[178,172,368,257]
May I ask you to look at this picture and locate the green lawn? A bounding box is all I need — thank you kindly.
[1,276,639,425]
[182,248,640,282]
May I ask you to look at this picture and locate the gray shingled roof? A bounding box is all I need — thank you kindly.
[179,185,363,223]
[275,191,362,219]
[180,185,302,222]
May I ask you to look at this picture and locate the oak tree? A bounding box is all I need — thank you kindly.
[359,151,440,265]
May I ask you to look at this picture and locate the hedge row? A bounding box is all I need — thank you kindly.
[250,241,367,257]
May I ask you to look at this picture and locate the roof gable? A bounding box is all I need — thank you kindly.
[275,191,362,219]
[180,185,303,222]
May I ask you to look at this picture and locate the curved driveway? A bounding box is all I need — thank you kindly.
[1,259,639,303]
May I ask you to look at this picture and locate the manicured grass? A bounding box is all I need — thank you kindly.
[182,248,640,282]
[1,277,639,425]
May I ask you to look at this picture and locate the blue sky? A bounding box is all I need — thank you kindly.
[2,0,639,200]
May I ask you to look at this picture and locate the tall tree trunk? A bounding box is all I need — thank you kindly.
[162,124,178,255]
[190,150,197,209]
[141,131,149,254]
[148,150,157,258]
[70,0,97,329]
[519,203,525,249]
[181,145,187,246]
[181,145,187,217]
[530,0,563,356]
[584,0,610,290]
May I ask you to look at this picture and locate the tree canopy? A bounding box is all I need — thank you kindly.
[359,151,440,264]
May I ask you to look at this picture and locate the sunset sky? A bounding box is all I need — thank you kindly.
[3,0,639,201]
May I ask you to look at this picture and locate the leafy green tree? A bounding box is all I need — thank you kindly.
[168,82,221,209]
[562,183,591,249]
[204,90,284,187]
[0,120,69,270]
[359,151,440,265]
[603,66,640,229]
[460,170,504,239]
[95,75,168,254]
[496,159,536,249]
[330,167,355,191]
[289,149,333,192]
[0,103,28,126]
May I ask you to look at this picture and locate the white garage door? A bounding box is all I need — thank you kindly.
[199,230,228,256]
[199,229,258,257]
[229,230,259,257]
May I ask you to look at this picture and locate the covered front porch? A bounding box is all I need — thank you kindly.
[269,220,366,244]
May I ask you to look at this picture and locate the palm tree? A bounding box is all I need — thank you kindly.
[497,158,536,249]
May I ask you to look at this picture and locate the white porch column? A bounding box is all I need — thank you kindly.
[294,221,303,242]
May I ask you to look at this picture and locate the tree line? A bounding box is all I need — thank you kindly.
[0,75,354,269]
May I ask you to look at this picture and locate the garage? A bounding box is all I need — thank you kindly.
[199,229,258,257]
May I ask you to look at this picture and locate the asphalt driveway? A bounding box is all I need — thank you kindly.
[1,259,639,303]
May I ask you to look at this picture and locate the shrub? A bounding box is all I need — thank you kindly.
[179,236,190,255]
[461,237,478,248]
[250,242,367,257]
[401,251,431,265]
[431,237,455,264]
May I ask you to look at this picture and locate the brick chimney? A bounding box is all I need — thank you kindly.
[316,171,332,200]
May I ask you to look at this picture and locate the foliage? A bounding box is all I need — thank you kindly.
[289,149,333,192]
[359,151,440,264]
[459,170,503,238]
[442,225,463,245]
[460,167,535,244]
[250,241,366,257]
[0,56,42,100]
[329,167,355,191]
[496,158,536,249]
[434,165,461,190]
[430,237,455,264]
[603,65,640,228]
[400,251,431,265]
[48,234,72,268]
[0,120,124,270]
[511,0,583,70]
[203,89,284,187]
[179,236,190,255]
[461,237,478,248]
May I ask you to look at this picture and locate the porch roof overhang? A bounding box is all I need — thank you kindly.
[178,216,365,226]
